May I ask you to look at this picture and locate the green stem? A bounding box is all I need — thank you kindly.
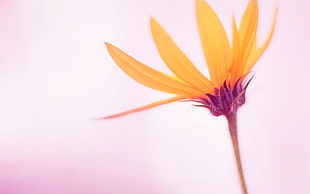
[226,112,248,194]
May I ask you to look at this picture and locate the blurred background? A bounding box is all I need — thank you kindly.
[0,0,309,193]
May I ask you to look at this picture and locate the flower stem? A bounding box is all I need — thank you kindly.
[226,112,248,194]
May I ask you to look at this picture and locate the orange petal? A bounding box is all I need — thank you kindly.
[105,42,203,95]
[238,0,259,75]
[101,95,187,119]
[196,0,231,87]
[150,18,214,93]
[243,8,278,74]
[230,17,241,85]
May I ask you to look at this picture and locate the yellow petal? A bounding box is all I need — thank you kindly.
[243,8,278,74]
[238,0,259,74]
[230,17,241,84]
[150,18,214,93]
[101,95,187,119]
[105,42,203,95]
[196,0,231,87]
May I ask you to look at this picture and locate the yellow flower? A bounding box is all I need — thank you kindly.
[104,0,277,119]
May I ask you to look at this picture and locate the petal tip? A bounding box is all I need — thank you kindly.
[105,42,113,50]
[96,115,117,120]
[150,17,160,30]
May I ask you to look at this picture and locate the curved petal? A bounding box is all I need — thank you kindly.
[196,0,231,87]
[105,42,203,95]
[101,95,187,119]
[238,0,259,74]
[243,8,278,74]
[150,18,214,93]
[229,17,241,85]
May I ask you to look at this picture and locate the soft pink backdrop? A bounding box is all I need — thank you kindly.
[0,0,309,193]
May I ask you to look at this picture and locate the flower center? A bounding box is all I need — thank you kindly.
[196,76,253,116]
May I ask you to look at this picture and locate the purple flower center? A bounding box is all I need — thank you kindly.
[195,76,253,116]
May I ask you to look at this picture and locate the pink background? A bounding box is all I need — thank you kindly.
[0,0,309,193]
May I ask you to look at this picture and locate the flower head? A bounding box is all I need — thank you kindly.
[104,0,277,119]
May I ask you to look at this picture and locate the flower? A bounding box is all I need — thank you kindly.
[103,1,277,192]
[103,0,277,119]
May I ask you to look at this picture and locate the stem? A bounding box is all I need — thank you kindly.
[226,112,248,194]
